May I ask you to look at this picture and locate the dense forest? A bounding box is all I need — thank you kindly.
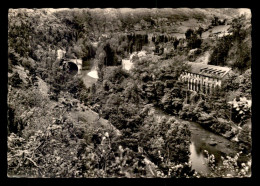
[7,8,252,178]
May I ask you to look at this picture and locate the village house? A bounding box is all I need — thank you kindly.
[179,62,232,94]
[57,49,66,60]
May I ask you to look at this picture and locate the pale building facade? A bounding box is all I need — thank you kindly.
[179,62,231,94]
[57,49,66,60]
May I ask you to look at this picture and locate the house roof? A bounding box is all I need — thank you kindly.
[185,62,231,79]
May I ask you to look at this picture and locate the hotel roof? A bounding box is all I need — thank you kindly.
[185,62,231,79]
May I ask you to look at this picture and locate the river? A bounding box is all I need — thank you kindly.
[80,69,98,88]
[152,107,240,174]
[188,119,239,174]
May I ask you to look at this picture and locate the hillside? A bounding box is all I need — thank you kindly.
[7,8,252,178]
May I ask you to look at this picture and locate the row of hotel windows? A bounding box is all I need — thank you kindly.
[180,76,221,94]
[181,72,220,83]
[187,80,219,94]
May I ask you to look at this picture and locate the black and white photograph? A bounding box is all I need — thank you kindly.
[7,8,252,178]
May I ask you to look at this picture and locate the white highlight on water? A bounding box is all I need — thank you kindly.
[87,66,99,79]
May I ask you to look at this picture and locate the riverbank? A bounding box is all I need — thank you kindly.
[151,106,241,174]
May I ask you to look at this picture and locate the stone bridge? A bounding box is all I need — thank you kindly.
[63,58,83,75]
[56,49,83,75]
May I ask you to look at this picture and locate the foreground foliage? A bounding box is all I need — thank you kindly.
[7,8,251,178]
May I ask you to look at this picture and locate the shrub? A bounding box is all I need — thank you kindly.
[210,119,233,135]
[203,150,251,177]
[10,72,23,87]
[237,124,251,153]
[7,106,26,135]
[21,58,36,72]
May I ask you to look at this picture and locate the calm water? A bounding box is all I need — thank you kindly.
[187,120,239,174]
[81,70,98,88]
[189,141,209,173]
[152,107,239,174]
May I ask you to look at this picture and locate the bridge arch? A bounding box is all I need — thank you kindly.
[67,62,78,76]
[62,58,82,75]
